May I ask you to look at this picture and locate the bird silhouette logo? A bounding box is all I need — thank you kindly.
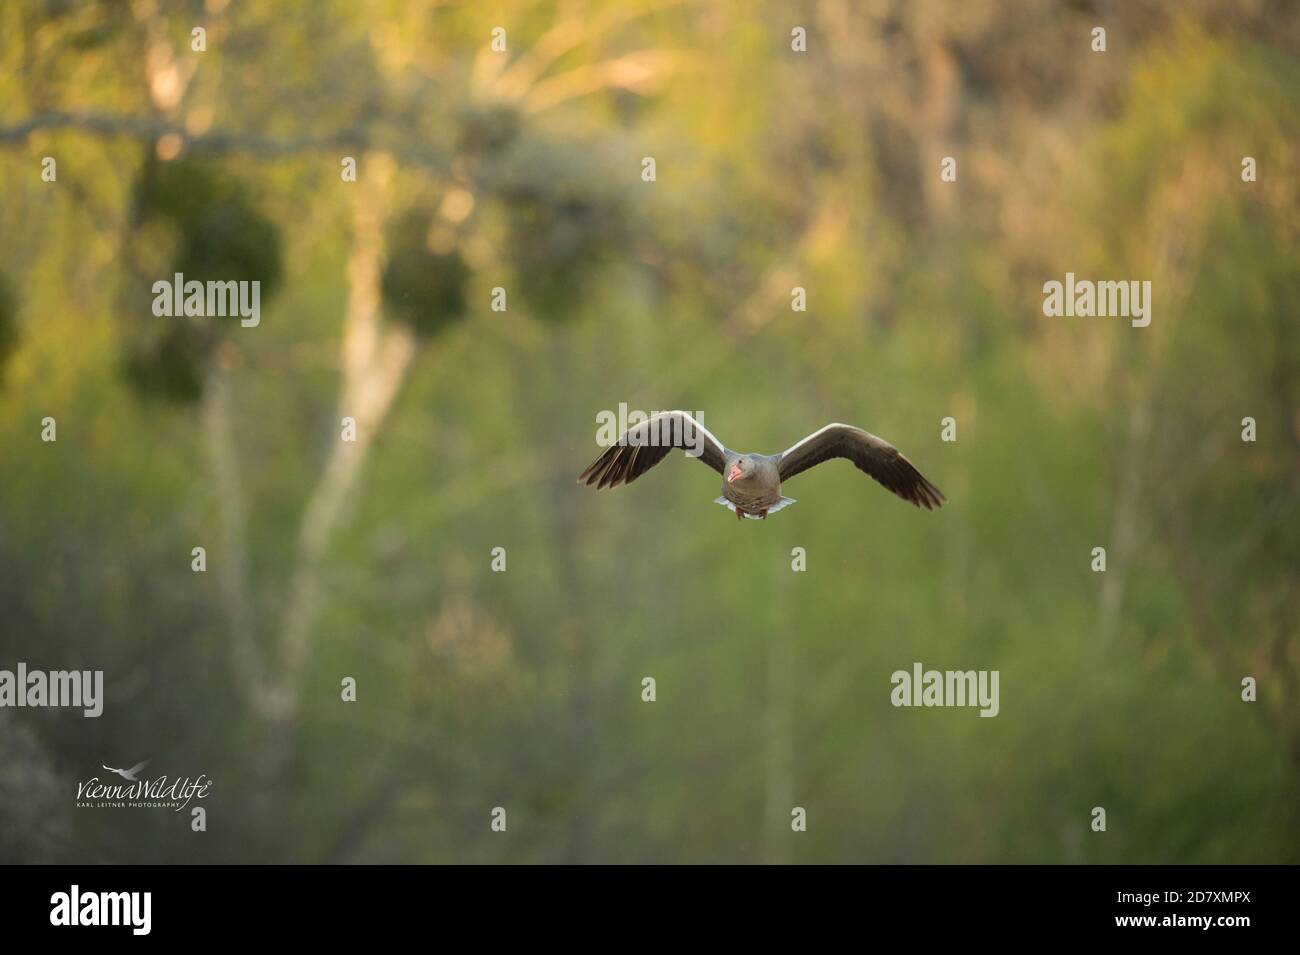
[101,761,150,782]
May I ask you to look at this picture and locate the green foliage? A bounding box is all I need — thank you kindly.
[120,157,284,402]
[380,207,470,337]
[121,324,210,404]
[493,136,634,323]
[504,187,624,322]
[457,103,523,158]
[137,157,284,296]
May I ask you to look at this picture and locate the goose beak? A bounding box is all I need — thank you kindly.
[727,464,743,482]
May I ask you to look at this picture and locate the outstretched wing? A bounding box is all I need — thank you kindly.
[126,760,150,777]
[777,423,945,510]
[578,411,728,489]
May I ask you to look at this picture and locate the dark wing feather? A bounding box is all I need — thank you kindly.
[578,411,727,488]
[777,423,945,510]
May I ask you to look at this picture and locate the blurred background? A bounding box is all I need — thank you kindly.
[0,0,1297,863]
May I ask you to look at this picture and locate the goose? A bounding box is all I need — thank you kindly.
[578,411,945,519]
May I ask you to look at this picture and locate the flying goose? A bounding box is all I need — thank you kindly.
[578,411,945,519]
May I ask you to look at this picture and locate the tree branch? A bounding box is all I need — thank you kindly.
[0,110,366,157]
